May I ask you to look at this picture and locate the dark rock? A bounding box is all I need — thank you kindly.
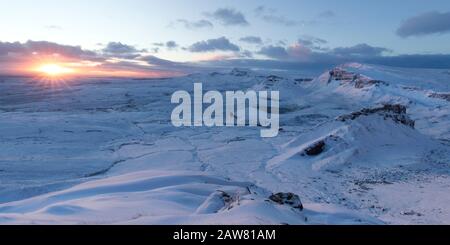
[328,68,357,82]
[337,104,415,128]
[269,192,303,211]
[294,78,313,83]
[401,210,423,216]
[355,79,389,89]
[210,71,225,76]
[429,93,450,102]
[328,68,389,89]
[304,141,326,156]
[266,75,283,82]
[230,68,250,77]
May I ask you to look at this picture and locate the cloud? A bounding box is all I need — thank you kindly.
[254,6,298,26]
[239,50,254,58]
[207,8,249,26]
[103,42,139,54]
[166,41,178,50]
[102,42,145,58]
[151,41,178,50]
[397,11,450,37]
[188,37,240,52]
[176,19,214,29]
[152,42,164,47]
[331,43,391,57]
[137,55,191,71]
[367,54,450,69]
[297,36,328,51]
[0,40,97,60]
[257,41,391,66]
[239,36,263,44]
[258,45,289,59]
[0,42,23,56]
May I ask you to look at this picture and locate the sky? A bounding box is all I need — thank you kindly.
[1,0,450,77]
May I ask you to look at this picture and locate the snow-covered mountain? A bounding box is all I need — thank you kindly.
[0,63,449,224]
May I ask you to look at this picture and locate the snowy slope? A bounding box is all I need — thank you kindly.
[0,170,377,225]
[0,63,449,224]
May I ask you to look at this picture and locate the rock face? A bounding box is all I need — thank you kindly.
[328,68,389,89]
[354,79,389,89]
[269,193,303,211]
[304,141,326,156]
[337,104,415,128]
[328,68,358,82]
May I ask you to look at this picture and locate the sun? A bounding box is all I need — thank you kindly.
[36,64,74,77]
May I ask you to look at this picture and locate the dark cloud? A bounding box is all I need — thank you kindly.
[366,54,450,69]
[188,37,240,52]
[0,40,97,59]
[397,11,450,37]
[258,45,289,59]
[298,36,328,51]
[0,41,25,56]
[257,42,392,66]
[152,41,178,50]
[166,41,178,50]
[138,55,187,70]
[207,8,249,26]
[331,43,391,57]
[254,6,298,26]
[102,42,146,59]
[239,36,263,44]
[176,19,214,29]
[199,53,450,73]
[258,40,316,61]
[240,50,254,58]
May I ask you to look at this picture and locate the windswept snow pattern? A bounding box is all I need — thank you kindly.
[0,63,449,224]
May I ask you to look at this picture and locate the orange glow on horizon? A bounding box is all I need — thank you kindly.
[22,57,184,79]
[35,63,75,77]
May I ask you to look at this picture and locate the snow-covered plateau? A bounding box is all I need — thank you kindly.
[0,63,449,224]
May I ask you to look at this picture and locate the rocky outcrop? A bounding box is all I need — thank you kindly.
[304,141,326,156]
[266,75,283,82]
[229,68,250,77]
[337,104,415,128]
[269,192,303,211]
[354,79,389,89]
[294,78,313,83]
[429,93,450,102]
[328,68,358,82]
[328,68,389,89]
